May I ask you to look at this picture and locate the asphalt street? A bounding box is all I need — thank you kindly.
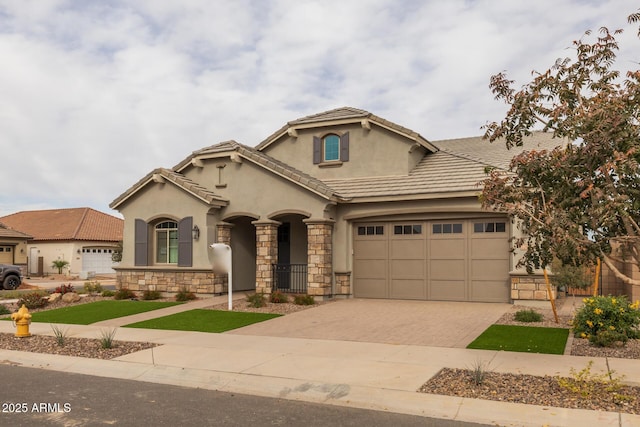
[0,365,490,427]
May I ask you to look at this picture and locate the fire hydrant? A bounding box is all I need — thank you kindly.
[11,304,31,338]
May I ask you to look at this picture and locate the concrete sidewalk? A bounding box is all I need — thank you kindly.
[0,297,638,426]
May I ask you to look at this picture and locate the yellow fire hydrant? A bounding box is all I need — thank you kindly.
[11,304,32,338]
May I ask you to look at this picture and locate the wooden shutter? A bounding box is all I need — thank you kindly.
[134,219,148,266]
[313,136,322,164]
[178,216,193,267]
[340,132,349,162]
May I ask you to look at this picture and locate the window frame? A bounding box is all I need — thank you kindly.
[155,220,179,264]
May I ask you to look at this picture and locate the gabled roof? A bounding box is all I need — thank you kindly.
[0,222,32,240]
[110,167,229,210]
[256,107,439,152]
[321,132,565,201]
[174,141,346,201]
[0,208,122,242]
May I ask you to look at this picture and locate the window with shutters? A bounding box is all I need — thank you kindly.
[155,221,178,264]
[313,132,349,165]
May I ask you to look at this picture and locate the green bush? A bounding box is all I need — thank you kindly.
[83,281,103,294]
[142,289,162,300]
[101,290,115,297]
[514,309,543,323]
[246,292,266,308]
[99,328,117,349]
[293,294,315,306]
[0,304,10,315]
[572,295,640,346]
[18,292,48,309]
[270,291,288,303]
[113,288,137,300]
[175,287,196,302]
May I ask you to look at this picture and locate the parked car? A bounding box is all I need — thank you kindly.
[0,264,22,290]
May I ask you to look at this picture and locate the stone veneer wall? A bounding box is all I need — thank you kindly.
[253,220,279,295]
[305,219,334,298]
[511,274,557,301]
[116,269,215,294]
[334,271,351,296]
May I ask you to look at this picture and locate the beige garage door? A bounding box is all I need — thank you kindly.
[353,219,510,302]
[0,246,13,264]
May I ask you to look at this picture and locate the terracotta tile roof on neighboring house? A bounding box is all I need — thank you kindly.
[0,222,32,239]
[0,208,123,242]
[110,168,229,210]
[322,132,567,201]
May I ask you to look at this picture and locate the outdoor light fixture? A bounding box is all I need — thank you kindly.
[192,225,200,241]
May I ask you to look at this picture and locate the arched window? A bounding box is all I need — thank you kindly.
[155,221,178,264]
[323,135,340,161]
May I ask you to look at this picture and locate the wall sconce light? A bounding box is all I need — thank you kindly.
[77,249,81,254]
[192,225,200,241]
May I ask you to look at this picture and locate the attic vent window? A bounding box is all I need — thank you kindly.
[313,132,350,165]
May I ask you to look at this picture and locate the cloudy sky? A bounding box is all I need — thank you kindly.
[0,0,637,218]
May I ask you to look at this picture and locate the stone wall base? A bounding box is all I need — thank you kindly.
[334,271,351,296]
[116,269,220,294]
[511,275,556,301]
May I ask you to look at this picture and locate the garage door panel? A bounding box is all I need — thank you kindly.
[354,259,387,279]
[354,240,387,259]
[390,240,424,259]
[390,279,425,299]
[354,279,387,298]
[471,239,508,259]
[390,259,424,279]
[470,280,510,302]
[430,280,465,301]
[430,260,465,280]
[470,259,510,281]
[429,239,464,259]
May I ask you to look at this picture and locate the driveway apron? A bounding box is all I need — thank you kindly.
[228,298,511,348]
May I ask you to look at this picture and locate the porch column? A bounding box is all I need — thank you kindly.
[252,219,281,294]
[304,218,335,298]
[213,222,234,294]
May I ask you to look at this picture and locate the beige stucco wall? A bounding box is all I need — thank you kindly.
[26,241,118,277]
[261,124,426,180]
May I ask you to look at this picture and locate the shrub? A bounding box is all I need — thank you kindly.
[113,288,137,300]
[270,291,288,304]
[18,292,48,309]
[101,290,115,297]
[556,361,628,402]
[51,259,69,274]
[142,289,162,300]
[467,359,493,385]
[54,284,75,295]
[514,309,543,323]
[99,328,117,349]
[83,281,103,294]
[246,292,266,308]
[175,287,196,302]
[50,324,69,347]
[572,295,640,346]
[0,304,10,315]
[293,294,315,306]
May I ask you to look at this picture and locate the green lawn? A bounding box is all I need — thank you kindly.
[24,300,181,325]
[467,324,569,354]
[123,309,281,333]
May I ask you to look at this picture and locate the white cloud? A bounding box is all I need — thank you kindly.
[0,0,637,216]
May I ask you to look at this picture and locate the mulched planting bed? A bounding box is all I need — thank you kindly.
[0,333,157,360]
[420,367,640,414]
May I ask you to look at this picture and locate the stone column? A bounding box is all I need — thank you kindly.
[304,218,335,298]
[252,219,280,294]
[213,222,234,294]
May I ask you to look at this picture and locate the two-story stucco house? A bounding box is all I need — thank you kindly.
[110,107,562,302]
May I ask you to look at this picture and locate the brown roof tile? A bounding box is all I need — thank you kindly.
[0,222,32,239]
[0,208,123,242]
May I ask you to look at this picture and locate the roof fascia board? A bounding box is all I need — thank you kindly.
[340,190,481,204]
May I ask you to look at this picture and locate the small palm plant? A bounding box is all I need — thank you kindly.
[51,260,70,274]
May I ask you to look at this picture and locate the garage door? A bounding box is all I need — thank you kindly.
[82,248,117,274]
[353,219,510,302]
[0,246,13,264]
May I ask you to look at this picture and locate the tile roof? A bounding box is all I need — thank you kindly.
[0,222,32,239]
[110,167,229,209]
[0,208,123,242]
[256,106,437,152]
[322,132,566,201]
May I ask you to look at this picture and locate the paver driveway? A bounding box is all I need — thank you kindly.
[229,298,511,348]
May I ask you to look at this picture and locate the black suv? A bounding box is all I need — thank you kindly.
[0,264,22,290]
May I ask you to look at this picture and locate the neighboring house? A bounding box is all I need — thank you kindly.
[0,208,123,278]
[0,222,31,274]
[110,107,569,303]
